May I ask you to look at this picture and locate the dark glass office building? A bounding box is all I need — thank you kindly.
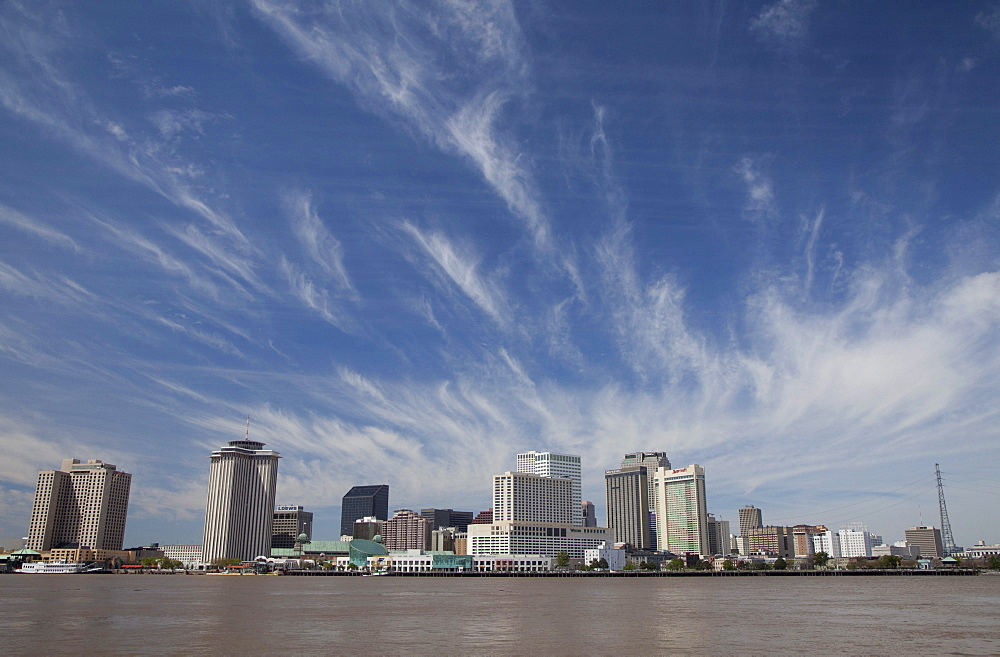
[340,484,389,537]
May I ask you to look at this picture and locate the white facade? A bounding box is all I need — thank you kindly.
[494,472,575,524]
[202,439,280,564]
[812,530,842,558]
[652,464,709,555]
[467,521,613,559]
[837,525,875,558]
[516,451,582,525]
[584,543,626,571]
[161,544,203,568]
[26,459,131,552]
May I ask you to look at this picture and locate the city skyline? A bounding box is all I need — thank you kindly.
[1,2,998,547]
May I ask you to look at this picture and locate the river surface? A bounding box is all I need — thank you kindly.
[2,574,998,655]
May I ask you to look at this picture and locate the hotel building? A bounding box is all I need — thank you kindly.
[652,464,709,555]
[202,438,280,564]
[271,505,313,549]
[26,459,131,552]
[516,451,582,525]
[605,465,652,549]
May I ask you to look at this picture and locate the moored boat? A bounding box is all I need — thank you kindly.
[15,561,88,574]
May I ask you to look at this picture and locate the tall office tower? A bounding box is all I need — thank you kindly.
[271,505,313,549]
[605,465,651,549]
[494,472,575,523]
[739,505,763,536]
[581,501,597,527]
[706,514,731,556]
[382,509,431,551]
[621,452,670,544]
[745,526,795,558]
[516,451,583,525]
[26,459,131,551]
[905,526,945,558]
[202,438,280,564]
[420,508,475,532]
[652,464,709,555]
[340,484,389,537]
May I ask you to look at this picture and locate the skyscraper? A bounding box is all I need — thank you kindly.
[652,464,709,555]
[202,438,280,564]
[621,452,670,545]
[493,472,575,523]
[739,505,763,536]
[26,459,131,551]
[271,505,313,549]
[340,484,389,537]
[516,451,582,525]
[605,465,651,549]
[382,509,430,551]
[905,526,945,558]
[420,508,474,532]
[581,501,597,527]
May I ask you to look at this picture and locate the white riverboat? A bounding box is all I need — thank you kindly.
[16,561,89,574]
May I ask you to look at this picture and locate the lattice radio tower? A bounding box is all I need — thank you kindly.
[935,463,957,555]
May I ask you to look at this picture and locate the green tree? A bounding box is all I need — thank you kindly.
[597,558,609,570]
[986,555,1000,571]
[555,551,570,569]
[752,561,771,571]
[878,554,902,569]
[813,551,830,569]
[140,557,159,568]
[346,562,359,571]
[773,557,787,570]
[210,557,241,569]
[666,558,685,571]
[623,560,637,571]
[722,559,735,571]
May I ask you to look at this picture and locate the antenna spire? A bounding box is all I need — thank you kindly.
[246,415,250,440]
[936,463,957,555]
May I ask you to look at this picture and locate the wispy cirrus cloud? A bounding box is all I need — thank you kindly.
[284,190,353,293]
[750,0,818,52]
[250,0,556,255]
[0,203,80,252]
[400,221,510,328]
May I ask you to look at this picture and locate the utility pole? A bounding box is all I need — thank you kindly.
[935,463,957,555]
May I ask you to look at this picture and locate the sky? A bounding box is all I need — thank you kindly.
[1,1,998,549]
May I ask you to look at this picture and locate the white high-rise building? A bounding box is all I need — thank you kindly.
[838,524,876,558]
[26,459,131,551]
[494,472,574,524]
[812,529,843,558]
[202,438,280,564]
[516,451,582,525]
[652,464,709,555]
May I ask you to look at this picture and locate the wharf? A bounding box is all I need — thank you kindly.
[283,568,980,577]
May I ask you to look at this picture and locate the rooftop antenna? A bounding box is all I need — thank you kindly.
[245,415,251,440]
[936,463,957,555]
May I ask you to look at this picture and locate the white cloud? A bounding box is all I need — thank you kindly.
[400,221,510,327]
[735,156,777,219]
[0,203,80,251]
[284,190,353,292]
[751,0,818,51]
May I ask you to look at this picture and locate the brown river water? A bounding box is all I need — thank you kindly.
[2,574,998,655]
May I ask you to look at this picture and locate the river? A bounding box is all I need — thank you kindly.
[2,574,998,655]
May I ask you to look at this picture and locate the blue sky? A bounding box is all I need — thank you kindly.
[1,1,998,548]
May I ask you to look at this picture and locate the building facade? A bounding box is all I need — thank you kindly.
[493,472,574,524]
[582,501,597,527]
[26,459,131,552]
[202,439,280,564]
[706,514,731,556]
[516,451,582,525]
[745,526,794,558]
[905,526,945,558]
[352,516,383,541]
[382,509,431,551]
[652,464,709,555]
[420,508,474,532]
[271,505,313,549]
[837,524,876,558]
[738,505,763,537]
[467,521,614,559]
[340,485,389,537]
[160,544,204,568]
[620,452,670,545]
[605,465,651,549]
